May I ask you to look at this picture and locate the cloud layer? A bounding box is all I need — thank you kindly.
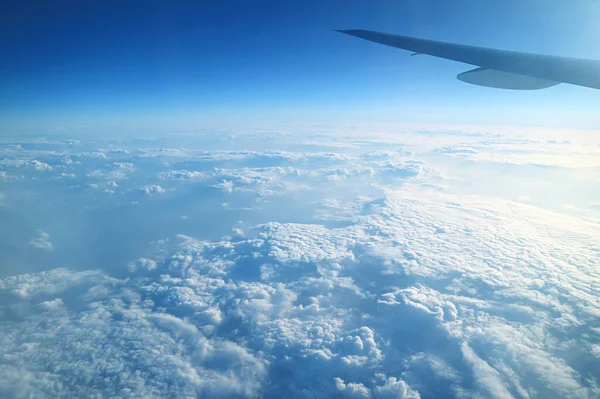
[1,128,599,398]
[1,189,598,398]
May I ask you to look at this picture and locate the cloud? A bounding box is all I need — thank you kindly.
[374,376,421,399]
[29,230,53,251]
[157,170,205,181]
[30,160,53,172]
[140,184,166,195]
[128,257,158,272]
[335,377,371,398]
[87,162,136,181]
[87,169,128,180]
[2,189,599,398]
[0,270,267,398]
[113,162,135,171]
[1,127,599,398]
[59,172,76,179]
[378,160,434,178]
[0,268,106,298]
[435,145,478,155]
[212,179,235,193]
[434,138,600,168]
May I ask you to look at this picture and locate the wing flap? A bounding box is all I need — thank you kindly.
[457,67,560,90]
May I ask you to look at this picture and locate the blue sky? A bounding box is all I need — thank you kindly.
[2,0,600,133]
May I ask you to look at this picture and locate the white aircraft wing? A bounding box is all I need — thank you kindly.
[337,29,600,90]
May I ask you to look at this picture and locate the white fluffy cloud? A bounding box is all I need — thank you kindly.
[29,230,53,251]
[30,160,53,172]
[1,127,599,398]
[140,184,166,195]
[87,162,136,181]
[2,188,598,398]
[0,270,267,398]
[157,170,205,181]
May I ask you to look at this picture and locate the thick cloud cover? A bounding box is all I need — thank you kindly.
[0,128,599,398]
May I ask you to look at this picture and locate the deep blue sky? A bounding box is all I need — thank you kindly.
[2,0,600,133]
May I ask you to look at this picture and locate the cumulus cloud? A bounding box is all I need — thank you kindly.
[335,377,371,398]
[0,270,267,398]
[128,257,158,272]
[113,161,135,171]
[87,162,135,181]
[30,160,53,171]
[140,184,166,195]
[157,169,205,180]
[1,159,53,172]
[2,189,599,398]
[0,268,106,299]
[29,230,53,251]
[1,128,599,398]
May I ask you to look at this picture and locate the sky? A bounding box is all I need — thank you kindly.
[2,0,600,133]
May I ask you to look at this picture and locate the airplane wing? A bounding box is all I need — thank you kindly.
[337,29,600,90]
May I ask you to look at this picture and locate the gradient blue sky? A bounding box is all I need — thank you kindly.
[2,0,600,133]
